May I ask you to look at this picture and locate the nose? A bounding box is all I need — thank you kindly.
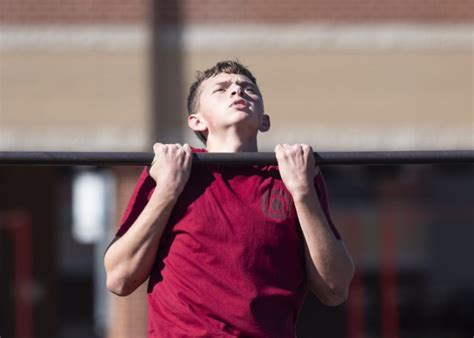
[230,85,244,97]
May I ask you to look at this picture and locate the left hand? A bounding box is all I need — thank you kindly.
[275,144,318,198]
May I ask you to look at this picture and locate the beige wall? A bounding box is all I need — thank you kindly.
[184,49,473,150]
[2,44,470,151]
[1,23,472,152]
[1,48,151,151]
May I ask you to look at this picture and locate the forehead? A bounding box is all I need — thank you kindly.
[201,72,255,90]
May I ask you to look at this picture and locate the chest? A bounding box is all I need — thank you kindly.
[168,166,301,247]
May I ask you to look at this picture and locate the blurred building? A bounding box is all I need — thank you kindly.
[0,1,472,337]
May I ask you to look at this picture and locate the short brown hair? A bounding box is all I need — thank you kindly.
[187,60,258,144]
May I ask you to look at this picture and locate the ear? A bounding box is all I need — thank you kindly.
[188,113,208,133]
[259,114,271,132]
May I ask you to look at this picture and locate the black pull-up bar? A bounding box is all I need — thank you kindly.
[0,150,473,166]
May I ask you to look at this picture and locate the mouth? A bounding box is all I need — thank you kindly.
[230,99,250,109]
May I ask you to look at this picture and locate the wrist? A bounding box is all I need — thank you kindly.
[290,185,317,203]
[150,184,181,204]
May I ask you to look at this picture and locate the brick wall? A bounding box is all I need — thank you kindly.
[0,0,148,24]
[1,0,471,24]
[156,0,473,24]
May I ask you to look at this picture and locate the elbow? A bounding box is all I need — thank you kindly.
[106,273,135,297]
[104,257,136,296]
[311,275,352,306]
[310,265,354,307]
[319,267,354,306]
[323,287,349,306]
[317,285,349,307]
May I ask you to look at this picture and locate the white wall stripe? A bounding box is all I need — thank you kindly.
[0,128,149,152]
[257,125,474,151]
[2,125,470,151]
[1,24,472,50]
[0,25,150,50]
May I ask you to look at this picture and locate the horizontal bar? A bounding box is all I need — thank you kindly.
[0,150,473,166]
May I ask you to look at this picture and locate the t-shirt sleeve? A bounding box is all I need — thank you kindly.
[115,147,205,237]
[314,168,342,240]
[115,167,156,237]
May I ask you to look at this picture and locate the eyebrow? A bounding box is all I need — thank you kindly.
[213,80,257,89]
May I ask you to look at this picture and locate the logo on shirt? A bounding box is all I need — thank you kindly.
[261,188,291,220]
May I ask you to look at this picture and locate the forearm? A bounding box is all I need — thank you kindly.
[104,186,178,296]
[293,188,354,304]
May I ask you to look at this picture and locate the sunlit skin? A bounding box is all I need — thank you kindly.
[104,70,354,307]
[187,72,270,153]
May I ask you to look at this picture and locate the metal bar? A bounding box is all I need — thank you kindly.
[0,150,473,166]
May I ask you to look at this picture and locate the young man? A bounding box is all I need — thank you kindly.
[104,60,354,337]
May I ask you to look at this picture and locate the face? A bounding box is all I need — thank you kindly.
[188,72,270,139]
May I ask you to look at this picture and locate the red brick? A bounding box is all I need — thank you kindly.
[1,0,472,24]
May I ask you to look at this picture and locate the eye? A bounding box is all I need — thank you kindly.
[213,88,225,93]
[246,89,258,96]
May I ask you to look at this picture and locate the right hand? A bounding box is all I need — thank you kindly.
[149,143,192,196]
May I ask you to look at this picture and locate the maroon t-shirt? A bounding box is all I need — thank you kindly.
[116,148,341,337]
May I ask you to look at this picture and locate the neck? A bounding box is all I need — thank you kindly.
[205,130,259,152]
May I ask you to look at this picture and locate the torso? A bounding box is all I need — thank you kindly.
[147,164,308,337]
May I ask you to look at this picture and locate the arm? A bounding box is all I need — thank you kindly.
[104,143,192,296]
[294,188,354,306]
[275,144,354,306]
